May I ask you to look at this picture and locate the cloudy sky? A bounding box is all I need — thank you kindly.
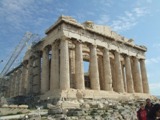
[0,0,160,95]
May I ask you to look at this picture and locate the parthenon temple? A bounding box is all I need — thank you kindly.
[1,16,149,100]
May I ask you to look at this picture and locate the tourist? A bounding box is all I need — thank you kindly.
[137,103,147,120]
[145,98,154,113]
[147,103,160,120]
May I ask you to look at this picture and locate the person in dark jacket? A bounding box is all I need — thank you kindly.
[147,103,160,120]
[137,103,147,120]
[145,98,154,113]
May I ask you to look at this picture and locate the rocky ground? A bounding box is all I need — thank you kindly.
[0,94,159,120]
[47,98,159,120]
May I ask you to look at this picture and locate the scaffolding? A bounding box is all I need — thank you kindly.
[0,32,40,77]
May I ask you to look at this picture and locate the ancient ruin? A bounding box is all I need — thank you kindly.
[1,16,150,101]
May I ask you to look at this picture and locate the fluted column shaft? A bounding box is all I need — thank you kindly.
[24,61,29,95]
[17,69,22,96]
[41,47,50,93]
[50,42,60,90]
[19,68,23,95]
[125,55,134,93]
[60,38,70,90]
[8,75,13,97]
[32,52,41,94]
[75,41,85,89]
[140,59,149,93]
[21,64,27,95]
[14,72,18,96]
[89,45,100,90]
[11,73,16,97]
[103,48,113,91]
[114,51,124,92]
[122,64,127,92]
[27,58,34,94]
[133,57,143,93]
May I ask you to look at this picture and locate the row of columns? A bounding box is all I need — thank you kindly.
[5,38,149,98]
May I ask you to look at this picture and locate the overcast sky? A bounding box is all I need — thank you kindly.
[0,0,160,96]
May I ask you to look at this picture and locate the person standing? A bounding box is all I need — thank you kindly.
[147,103,160,120]
[137,103,147,120]
[145,98,154,113]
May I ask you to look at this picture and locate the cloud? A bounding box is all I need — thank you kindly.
[110,7,149,31]
[96,15,110,25]
[146,57,160,65]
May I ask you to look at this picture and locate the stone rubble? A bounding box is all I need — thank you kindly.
[47,98,155,120]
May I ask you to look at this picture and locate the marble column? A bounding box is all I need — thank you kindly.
[41,47,50,93]
[50,42,60,90]
[14,72,18,96]
[75,41,85,89]
[23,61,29,95]
[27,57,34,94]
[122,64,127,92]
[17,69,22,96]
[69,49,76,88]
[140,59,149,93]
[103,48,113,91]
[111,58,116,91]
[9,74,13,97]
[125,55,134,93]
[89,44,100,90]
[20,64,27,95]
[132,57,143,93]
[114,51,124,92]
[60,38,70,90]
[11,73,16,97]
[98,56,104,90]
[32,52,41,94]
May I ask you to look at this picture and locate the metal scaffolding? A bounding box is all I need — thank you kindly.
[0,32,40,77]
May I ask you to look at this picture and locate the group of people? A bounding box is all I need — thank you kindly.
[137,98,160,120]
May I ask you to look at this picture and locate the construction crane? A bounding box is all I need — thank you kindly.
[0,32,40,77]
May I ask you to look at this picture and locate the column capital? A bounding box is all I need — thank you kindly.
[51,39,60,45]
[73,39,83,45]
[87,43,97,49]
[60,35,70,41]
[139,58,146,61]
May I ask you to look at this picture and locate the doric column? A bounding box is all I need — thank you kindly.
[41,47,50,94]
[114,51,124,92]
[50,42,60,90]
[140,59,149,93]
[122,63,127,92]
[11,73,15,97]
[19,67,23,96]
[32,52,41,94]
[111,59,116,91]
[98,56,104,90]
[103,48,113,91]
[125,55,134,93]
[132,57,143,93]
[23,61,29,95]
[20,63,27,95]
[75,41,85,89]
[60,38,70,90]
[89,44,100,90]
[17,69,22,96]
[9,74,13,97]
[14,72,18,97]
[27,57,34,94]
[69,50,76,88]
